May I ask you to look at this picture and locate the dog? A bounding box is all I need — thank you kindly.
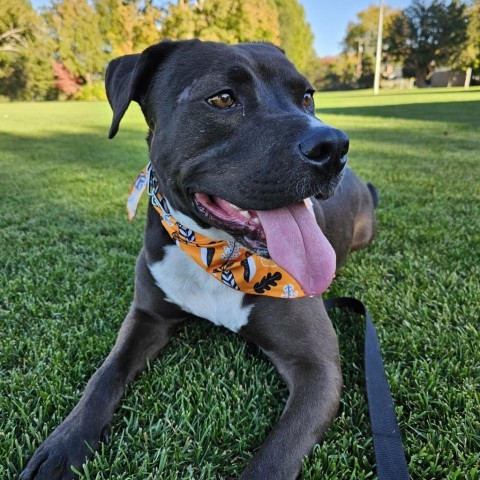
[21,39,377,480]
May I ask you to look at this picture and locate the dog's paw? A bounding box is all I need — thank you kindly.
[20,421,109,480]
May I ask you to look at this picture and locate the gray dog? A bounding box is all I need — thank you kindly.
[21,39,377,480]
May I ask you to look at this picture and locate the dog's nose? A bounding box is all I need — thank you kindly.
[299,126,349,173]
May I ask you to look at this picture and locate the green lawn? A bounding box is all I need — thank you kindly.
[1,87,479,479]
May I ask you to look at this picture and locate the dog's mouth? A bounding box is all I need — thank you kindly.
[194,193,336,295]
[194,193,268,253]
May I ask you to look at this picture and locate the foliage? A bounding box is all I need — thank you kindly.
[385,0,469,86]
[0,0,54,100]
[340,3,399,88]
[307,54,358,91]
[274,0,315,73]
[3,0,475,99]
[74,79,108,100]
[159,0,280,46]
[159,0,316,74]
[44,0,105,84]
[52,62,81,98]
[343,3,399,58]
[0,0,316,97]
[307,57,339,91]
[95,0,161,57]
[456,0,480,70]
[0,0,39,54]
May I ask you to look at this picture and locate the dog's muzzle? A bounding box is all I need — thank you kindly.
[299,126,349,176]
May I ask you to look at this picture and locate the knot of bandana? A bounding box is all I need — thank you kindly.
[127,164,316,298]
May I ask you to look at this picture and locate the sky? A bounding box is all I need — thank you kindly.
[31,0,413,58]
[300,0,412,57]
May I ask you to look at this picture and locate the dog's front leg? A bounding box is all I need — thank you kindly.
[20,268,185,480]
[238,297,342,480]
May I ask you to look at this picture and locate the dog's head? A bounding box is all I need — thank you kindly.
[106,40,348,294]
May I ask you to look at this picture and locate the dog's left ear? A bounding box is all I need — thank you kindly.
[105,40,179,139]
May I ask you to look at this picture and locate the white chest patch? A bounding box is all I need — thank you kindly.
[148,245,254,332]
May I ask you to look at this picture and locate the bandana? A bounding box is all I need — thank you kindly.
[127,164,335,298]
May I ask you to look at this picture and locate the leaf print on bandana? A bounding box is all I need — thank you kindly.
[259,256,278,268]
[253,272,282,294]
[222,270,239,290]
[201,247,215,267]
[221,241,241,260]
[241,254,256,282]
[280,284,299,298]
[177,223,195,242]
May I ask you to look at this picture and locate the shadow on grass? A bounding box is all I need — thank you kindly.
[343,126,479,154]
[0,126,148,173]
[318,101,480,128]
[320,88,479,99]
[0,127,150,222]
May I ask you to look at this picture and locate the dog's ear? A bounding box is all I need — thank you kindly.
[105,40,179,139]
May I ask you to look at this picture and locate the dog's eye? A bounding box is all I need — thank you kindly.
[303,91,315,110]
[207,92,236,109]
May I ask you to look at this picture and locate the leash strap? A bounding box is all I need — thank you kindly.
[324,297,410,480]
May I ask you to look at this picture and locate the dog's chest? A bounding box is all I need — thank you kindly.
[148,245,254,332]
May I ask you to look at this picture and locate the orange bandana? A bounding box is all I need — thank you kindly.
[127,164,319,298]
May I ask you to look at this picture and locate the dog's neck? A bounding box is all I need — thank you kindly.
[146,164,310,298]
[129,164,316,298]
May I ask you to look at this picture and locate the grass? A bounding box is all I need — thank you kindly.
[1,86,479,479]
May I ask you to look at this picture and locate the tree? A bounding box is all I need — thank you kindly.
[159,0,318,75]
[52,61,81,98]
[273,0,315,74]
[385,0,469,87]
[456,0,480,71]
[95,0,161,57]
[306,56,348,91]
[45,0,105,84]
[159,0,280,45]
[158,0,197,40]
[344,4,399,57]
[342,4,399,87]
[0,0,54,100]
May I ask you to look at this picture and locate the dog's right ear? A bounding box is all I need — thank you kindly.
[105,41,179,139]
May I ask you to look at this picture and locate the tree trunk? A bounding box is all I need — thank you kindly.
[415,64,428,87]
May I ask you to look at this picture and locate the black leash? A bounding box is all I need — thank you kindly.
[324,297,410,480]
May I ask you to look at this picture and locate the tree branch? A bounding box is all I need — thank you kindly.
[0,27,26,42]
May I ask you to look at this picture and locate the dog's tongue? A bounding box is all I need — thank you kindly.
[256,204,336,296]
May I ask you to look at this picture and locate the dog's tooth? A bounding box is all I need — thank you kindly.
[252,217,260,225]
[229,202,241,211]
[239,210,251,219]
